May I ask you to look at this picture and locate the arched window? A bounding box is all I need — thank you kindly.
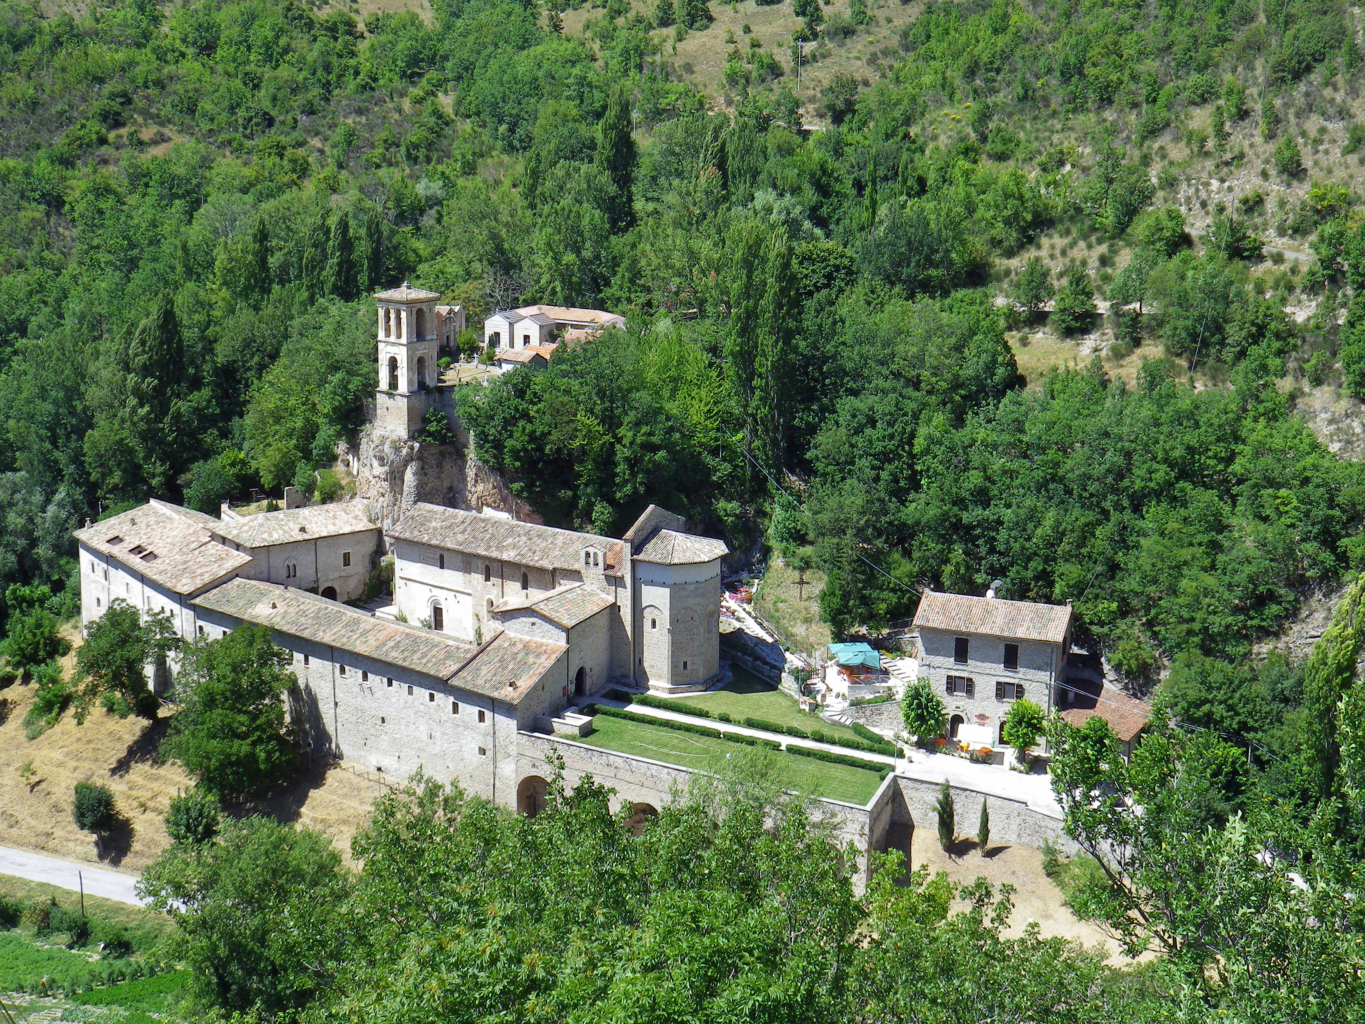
[484,564,491,582]
[490,331,501,349]
[520,571,528,592]
[387,356,399,392]
[593,552,599,566]
[651,618,657,629]
[584,551,591,566]
[432,602,444,631]
[415,307,427,338]
[416,355,426,387]
[284,560,297,580]
[486,598,494,619]
[438,553,445,570]
[383,308,392,337]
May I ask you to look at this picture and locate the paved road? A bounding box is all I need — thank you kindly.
[0,845,145,906]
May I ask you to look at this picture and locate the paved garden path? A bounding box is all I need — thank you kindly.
[0,845,144,906]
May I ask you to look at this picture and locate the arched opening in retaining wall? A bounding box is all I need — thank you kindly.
[624,802,658,837]
[321,586,338,601]
[574,665,586,699]
[517,775,548,817]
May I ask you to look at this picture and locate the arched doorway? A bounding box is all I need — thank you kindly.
[949,714,964,740]
[387,356,398,391]
[624,802,658,837]
[517,776,548,817]
[431,601,444,632]
[321,586,337,601]
[416,355,426,388]
[574,665,586,699]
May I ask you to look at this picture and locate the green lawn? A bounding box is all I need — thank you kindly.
[0,931,98,990]
[581,713,884,805]
[678,668,868,746]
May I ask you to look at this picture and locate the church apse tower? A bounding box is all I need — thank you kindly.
[374,281,442,438]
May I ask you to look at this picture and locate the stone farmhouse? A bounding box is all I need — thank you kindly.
[913,588,1073,749]
[484,304,626,359]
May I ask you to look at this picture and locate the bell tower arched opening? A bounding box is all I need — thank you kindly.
[387,356,399,392]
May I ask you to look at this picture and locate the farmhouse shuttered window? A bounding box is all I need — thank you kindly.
[946,675,974,698]
[1003,643,1019,671]
[996,681,1025,701]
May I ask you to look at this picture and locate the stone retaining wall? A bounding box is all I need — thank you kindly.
[838,699,903,734]
[514,733,1077,889]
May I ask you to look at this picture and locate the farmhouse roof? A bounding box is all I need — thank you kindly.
[390,503,622,574]
[913,589,1072,645]
[494,582,614,628]
[503,305,626,328]
[75,501,252,596]
[374,281,441,302]
[213,502,377,549]
[1060,684,1150,743]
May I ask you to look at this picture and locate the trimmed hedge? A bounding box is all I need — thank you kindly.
[785,745,894,778]
[851,723,898,754]
[588,705,782,749]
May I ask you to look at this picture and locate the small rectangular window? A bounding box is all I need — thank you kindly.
[343,551,351,567]
[478,709,486,723]
[428,692,435,703]
[387,677,393,687]
[96,598,101,608]
[954,637,970,664]
[339,665,347,677]
[1003,643,1019,671]
[381,716,386,724]
[452,701,459,714]
[407,685,413,696]
[362,671,369,682]
[478,746,487,756]
[303,654,310,667]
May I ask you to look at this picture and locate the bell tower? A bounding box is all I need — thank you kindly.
[374,281,441,437]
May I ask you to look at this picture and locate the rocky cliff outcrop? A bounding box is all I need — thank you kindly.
[349,425,539,534]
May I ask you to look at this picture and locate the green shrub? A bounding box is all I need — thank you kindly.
[23,660,72,737]
[784,745,892,776]
[716,711,732,723]
[73,781,116,835]
[23,897,55,931]
[49,905,90,948]
[0,895,22,928]
[165,789,221,846]
[936,780,955,848]
[850,722,897,753]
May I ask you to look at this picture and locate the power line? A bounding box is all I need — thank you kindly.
[742,448,918,594]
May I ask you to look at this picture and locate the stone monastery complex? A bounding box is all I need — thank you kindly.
[76,284,727,811]
[74,283,1108,866]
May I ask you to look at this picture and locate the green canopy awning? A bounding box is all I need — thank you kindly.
[827,642,880,671]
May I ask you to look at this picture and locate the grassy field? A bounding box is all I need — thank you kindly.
[677,667,867,744]
[0,875,174,949]
[752,557,831,656]
[0,932,100,991]
[581,712,884,804]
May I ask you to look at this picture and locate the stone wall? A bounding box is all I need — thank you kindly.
[882,776,1077,857]
[512,735,1078,888]
[839,698,903,735]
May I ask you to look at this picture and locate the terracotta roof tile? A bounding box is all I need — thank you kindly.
[194,579,476,679]
[913,590,1072,644]
[494,583,614,628]
[214,503,377,549]
[632,528,728,566]
[75,502,252,596]
[1060,684,1150,743]
[391,503,622,574]
[374,282,441,302]
[449,630,566,700]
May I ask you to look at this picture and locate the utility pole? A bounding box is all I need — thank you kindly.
[796,39,809,95]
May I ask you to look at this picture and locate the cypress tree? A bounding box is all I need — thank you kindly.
[935,780,955,850]
[596,83,636,232]
[978,799,990,855]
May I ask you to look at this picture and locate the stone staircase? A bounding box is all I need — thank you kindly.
[884,657,919,691]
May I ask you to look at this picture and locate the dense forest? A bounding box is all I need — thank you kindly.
[1,0,1365,695]
[3,0,1365,1018]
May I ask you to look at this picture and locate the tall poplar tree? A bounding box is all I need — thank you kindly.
[596,83,636,232]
